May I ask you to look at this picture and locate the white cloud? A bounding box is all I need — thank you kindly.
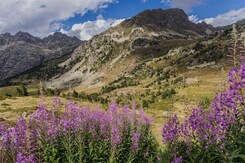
[188,15,199,23]
[188,8,245,27]
[97,14,104,20]
[161,0,204,13]
[161,0,171,4]
[0,0,115,37]
[201,8,245,27]
[60,18,125,40]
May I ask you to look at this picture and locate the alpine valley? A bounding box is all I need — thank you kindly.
[0,8,245,142]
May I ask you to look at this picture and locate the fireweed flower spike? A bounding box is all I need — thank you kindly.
[162,64,245,162]
[131,130,140,152]
[162,114,180,144]
[0,98,157,162]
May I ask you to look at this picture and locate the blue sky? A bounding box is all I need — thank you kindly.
[190,0,245,19]
[64,0,245,28]
[0,0,244,40]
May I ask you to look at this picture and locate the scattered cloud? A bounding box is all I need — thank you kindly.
[0,0,115,37]
[161,0,171,4]
[188,8,245,27]
[60,17,125,40]
[188,15,199,23]
[97,14,105,20]
[201,7,245,27]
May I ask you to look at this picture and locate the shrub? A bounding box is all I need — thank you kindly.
[45,88,55,96]
[72,90,79,98]
[142,99,149,109]
[4,93,12,97]
[16,85,29,96]
[172,77,184,84]
[161,88,176,99]
[0,95,6,101]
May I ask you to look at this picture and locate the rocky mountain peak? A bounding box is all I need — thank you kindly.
[14,31,42,44]
[121,8,214,36]
[15,31,32,37]
[143,8,188,21]
[44,32,70,40]
[42,32,82,50]
[121,8,186,28]
[1,32,12,38]
[43,32,80,43]
[0,33,13,45]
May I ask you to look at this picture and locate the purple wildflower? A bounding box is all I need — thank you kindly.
[1,97,153,161]
[171,155,182,163]
[111,126,121,149]
[16,152,35,163]
[162,64,245,162]
[131,130,140,152]
[162,115,180,144]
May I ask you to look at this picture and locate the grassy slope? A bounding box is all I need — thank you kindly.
[0,61,232,144]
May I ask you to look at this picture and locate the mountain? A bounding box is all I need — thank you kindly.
[0,32,82,80]
[121,8,214,36]
[47,8,217,88]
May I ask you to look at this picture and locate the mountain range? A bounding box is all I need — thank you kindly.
[0,8,244,91]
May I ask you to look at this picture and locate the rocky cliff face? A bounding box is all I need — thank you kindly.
[48,8,216,88]
[0,32,82,80]
[121,8,214,36]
